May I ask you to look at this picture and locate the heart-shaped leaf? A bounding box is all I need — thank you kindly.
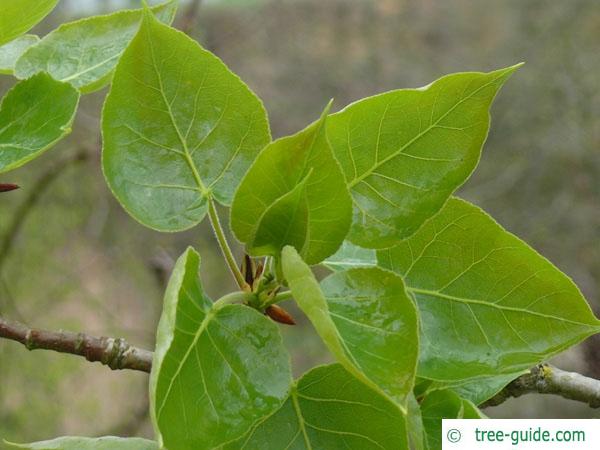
[226,364,408,450]
[3,437,158,449]
[0,0,58,46]
[282,246,419,407]
[0,35,38,75]
[102,12,270,232]
[378,197,600,381]
[0,73,79,173]
[14,1,177,93]
[323,240,377,271]
[231,104,352,264]
[150,247,292,450]
[327,65,521,249]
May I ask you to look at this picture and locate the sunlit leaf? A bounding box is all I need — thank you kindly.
[282,246,418,407]
[323,240,377,271]
[327,65,521,249]
[226,364,408,450]
[231,104,352,264]
[378,197,600,381]
[0,35,38,75]
[3,437,158,449]
[14,1,177,93]
[102,12,270,232]
[0,73,79,173]
[0,0,57,46]
[150,247,292,450]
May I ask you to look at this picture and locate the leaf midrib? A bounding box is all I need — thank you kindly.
[144,18,210,198]
[409,287,598,328]
[346,71,507,189]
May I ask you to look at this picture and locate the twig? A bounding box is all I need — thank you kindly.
[0,315,152,373]
[482,364,600,408]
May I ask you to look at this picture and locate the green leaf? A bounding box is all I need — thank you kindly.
[421,390,474,450]
[378,197,600,382]
[323,240,377,271]
[327,64,521,249]
[14,1,177,93]
[102,13,270,232]
[433,372,522,405]
[0,0,58,46]
[150,247,292,450]
[225,364,408,450]
[0,35,38,75]
[0,73,80,174]
[3,436,158,449]
[407,393,430,450]
[282,246,419,407]
[231,103,352,264]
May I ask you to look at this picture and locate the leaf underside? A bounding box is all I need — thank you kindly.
[14,1,177,93]
[0,35,39,75]
[3,436,159,450]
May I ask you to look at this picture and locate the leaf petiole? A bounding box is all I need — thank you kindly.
[207,198,248,290]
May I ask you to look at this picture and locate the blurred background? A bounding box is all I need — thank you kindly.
[0,0,598,442]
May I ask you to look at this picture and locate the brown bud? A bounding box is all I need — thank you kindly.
[243,254,255,285]
[265,305,296,325]
[0,183,19,193]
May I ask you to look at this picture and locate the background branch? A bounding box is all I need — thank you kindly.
[3,313,600,410]
[0,315,152,373]
[482,364,600,408]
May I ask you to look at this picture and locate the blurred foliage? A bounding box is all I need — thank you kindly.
[0,0,598,441]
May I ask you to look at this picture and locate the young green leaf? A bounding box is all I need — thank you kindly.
[282,246,419,407]
[421,390,483,450]
[323,240,377,271]
[378,197,600,382]
[327,65,521,249]
[3,437,158,449]
[231,104,352,264]
[0,0,58,46]
[14,1,177,93]
[0,35,39,75]
[0,73,79,173]
[150,247,292,450]
[102,12,270,232]
[225,364,408,450]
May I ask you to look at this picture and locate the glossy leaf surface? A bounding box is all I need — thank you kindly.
[231,105,352,264]
[421,390,482,450]
[150,247,291,450]
[0,0,57,46]
[323,240,377,271]
[0,73,79,173]
[226,364,408,450]
[4,437,158,449]
[378,197,600,381]
[14,1,177,93]
[282,246,418,407]
[327,65,520,249]
[102,13,270,231]
[0,35,38,74]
